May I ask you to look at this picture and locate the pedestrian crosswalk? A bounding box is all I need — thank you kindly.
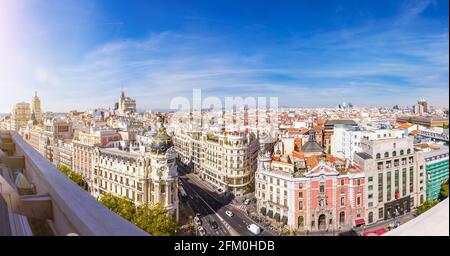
[233,203,248,212]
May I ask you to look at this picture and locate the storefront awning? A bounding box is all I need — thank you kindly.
[281,216,288,224]
[355,218,365,226]
[363,228,387,236]
[267,210,273,218]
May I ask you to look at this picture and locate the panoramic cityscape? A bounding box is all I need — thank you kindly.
[0,0,449,238]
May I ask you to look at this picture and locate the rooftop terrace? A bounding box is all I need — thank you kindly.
[0,130,148,236]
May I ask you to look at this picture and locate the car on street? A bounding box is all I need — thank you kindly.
[209,220,219,229]
[247,224,262,236]
[194,216,202,226]
[244,198,251,205]
[225,210,234,217]
[198,226,206,236]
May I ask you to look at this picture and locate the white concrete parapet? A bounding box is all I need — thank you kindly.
[1,131,149,236]
[384,198,449,236]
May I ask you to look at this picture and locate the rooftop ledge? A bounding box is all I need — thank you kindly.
[383,198,449,236]
[0,131,148,236]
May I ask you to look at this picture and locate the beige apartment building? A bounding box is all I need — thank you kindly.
[174,128,259,197]
[173,130,203,171]
[21,118,73,163]
[11,102,31,131]
[72,128,121,191]
[26,125,45,155]
[52,139,74,169]
[354,135,426,225]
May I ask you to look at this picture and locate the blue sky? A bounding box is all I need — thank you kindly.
[0,0,448,112]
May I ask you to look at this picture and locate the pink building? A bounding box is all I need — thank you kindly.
[256,131,366,233]
[293,161,365,232]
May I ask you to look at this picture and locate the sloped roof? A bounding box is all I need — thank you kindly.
[305,156,320,169]
[325,119,357,126]
[355,152,372,160]
[398,123,414,129]
[301,140,323,152]
[304,161,339,177]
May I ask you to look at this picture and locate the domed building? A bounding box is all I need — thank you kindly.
[148,119,179,222]
[301,129,324,157]
[91,116,179,223]
[150,124,173,154]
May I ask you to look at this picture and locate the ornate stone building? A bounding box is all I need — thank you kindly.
[118,90,136,115]
[174,128,259,197]
[256,131,366,232]
[91,121,179,221]
[31,92,43,124]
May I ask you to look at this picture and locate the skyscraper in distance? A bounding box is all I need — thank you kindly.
[31,91,43,123]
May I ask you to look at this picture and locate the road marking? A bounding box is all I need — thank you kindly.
[182,171,276,236]
[183,173,272,235]
[183,180,239,236]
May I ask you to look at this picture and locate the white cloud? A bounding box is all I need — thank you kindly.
[0,0,448,113]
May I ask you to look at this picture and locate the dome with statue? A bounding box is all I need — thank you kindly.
[150,115,173,154]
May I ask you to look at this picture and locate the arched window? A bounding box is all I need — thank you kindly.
[400,150,404,155]
[384,152,389,158]
[298,216,304,228]
[318,214,326,230]
[407,149,411,154]
[392,151,397,157]
[339,212,345,224]
[376,153,381,159]
[368,212,374,223]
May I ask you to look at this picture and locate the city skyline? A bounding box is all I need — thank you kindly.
[0,0,449,113]
[0,90,446,115]
[1,0,448,240]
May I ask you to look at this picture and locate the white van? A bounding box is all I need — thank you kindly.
[247,224,262,235]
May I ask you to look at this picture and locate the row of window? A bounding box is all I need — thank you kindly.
[376,149,412,159]
[376,168,415,203]
[377,157,415,170]
[94,169,142,190]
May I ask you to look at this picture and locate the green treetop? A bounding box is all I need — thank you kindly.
[440,179,449,200]
[98,193,135,221]
[97,194,178,236]
[132,203,178,236]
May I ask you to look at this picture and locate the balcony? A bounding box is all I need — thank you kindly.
[0,131,148,236]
